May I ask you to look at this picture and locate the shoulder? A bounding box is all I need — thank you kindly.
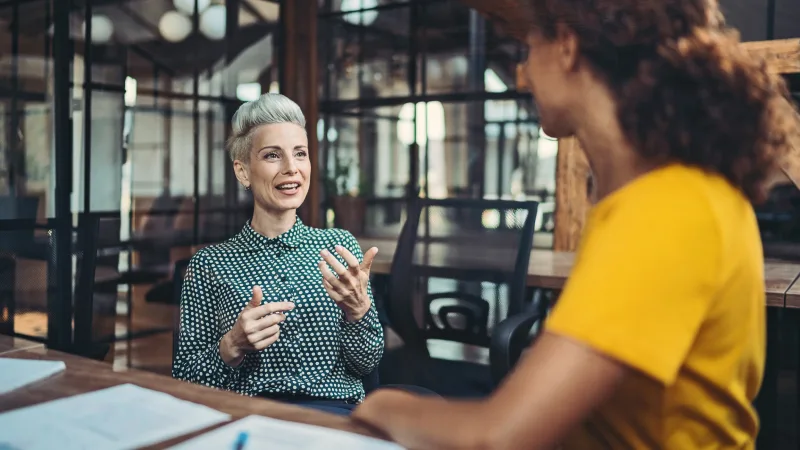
[591,164,741,239]
[305,226,358,246]
[303,226,362,257]
[187,235,246,274]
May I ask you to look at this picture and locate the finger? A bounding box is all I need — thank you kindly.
[247,324,280,344]
[252,329,281,351]
[320,249,348,276]
[323,279,344,301]
[319,260,344,288]
[243,301,295,320]
[243,313,286,334]
[360,247,379,274]
[248,285,263,309]
[334,245,360,272]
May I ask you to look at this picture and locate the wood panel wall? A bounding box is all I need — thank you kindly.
[280,0,321,227]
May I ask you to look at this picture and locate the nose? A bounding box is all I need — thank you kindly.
[281,158,298,175]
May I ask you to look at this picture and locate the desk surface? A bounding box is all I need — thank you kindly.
[0,335,45,355]
[784,273,800,308]
[0,339,382,448]
[358,238,800,308]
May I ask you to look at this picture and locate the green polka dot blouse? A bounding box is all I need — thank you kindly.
[172,217,384,402]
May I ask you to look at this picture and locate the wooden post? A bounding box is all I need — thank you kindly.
[553,137,592,252]
[280,0,320,227]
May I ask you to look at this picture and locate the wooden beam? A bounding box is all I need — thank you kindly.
[741,39,800,74]
[280,0,320,227]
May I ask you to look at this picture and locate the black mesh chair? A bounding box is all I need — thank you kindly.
[380,198,538,397]
[489,307,546,385]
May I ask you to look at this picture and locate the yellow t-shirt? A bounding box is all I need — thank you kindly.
[546,164,765,449]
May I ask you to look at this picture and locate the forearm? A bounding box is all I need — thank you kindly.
[358,391,497,450]
[340,307,384,375]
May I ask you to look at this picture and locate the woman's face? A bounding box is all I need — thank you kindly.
[234,123,311,214]
[522,28,581,138]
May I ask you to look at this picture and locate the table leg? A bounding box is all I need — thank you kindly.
[755,307,781,449]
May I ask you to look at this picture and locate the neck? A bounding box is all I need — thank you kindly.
[250,207,297,239]
[572,88,655,202]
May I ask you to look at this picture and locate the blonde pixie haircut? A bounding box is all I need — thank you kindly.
[226,93,307,163]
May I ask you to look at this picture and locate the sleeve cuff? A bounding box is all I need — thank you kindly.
[214,337,244,376]
[342,307,379,332]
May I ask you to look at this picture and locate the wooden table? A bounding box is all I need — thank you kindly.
[0,337,383,448]
[0,335,45,355]
[785,274,800,309]
[359,238,800,308]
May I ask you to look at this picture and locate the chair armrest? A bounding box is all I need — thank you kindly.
[490,309,544,386]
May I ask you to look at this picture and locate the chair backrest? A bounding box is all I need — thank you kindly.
[362,198,409,239]
[73,213,106,359]
[0,196,39,252]
[387,198,538,353]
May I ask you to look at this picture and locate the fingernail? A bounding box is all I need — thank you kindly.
[321,249,329,256]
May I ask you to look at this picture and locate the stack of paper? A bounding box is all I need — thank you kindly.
[0,383,231,450]
[169,415,406,450]
[0,357,66,395]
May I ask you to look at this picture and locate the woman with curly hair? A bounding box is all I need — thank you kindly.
[352,1,799,448]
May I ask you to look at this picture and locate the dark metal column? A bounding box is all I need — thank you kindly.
[8,0,20,195]
[467,10,486,199]
[224,0,239,235]
[192,0,201,245]
[766,0,776,40]
[52,0,74,351]
[407,0,419,199]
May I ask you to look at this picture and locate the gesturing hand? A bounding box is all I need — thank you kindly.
[319,245,378,322]
[220,285,294,367]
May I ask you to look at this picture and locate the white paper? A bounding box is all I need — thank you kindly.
[168,415,406,450]
[0,357,65,395]
[0,383,230,450]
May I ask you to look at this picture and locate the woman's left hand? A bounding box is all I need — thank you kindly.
[319,245,379,322]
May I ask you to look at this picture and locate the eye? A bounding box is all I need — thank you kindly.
[294,149,308,158]
[265,152,279,160]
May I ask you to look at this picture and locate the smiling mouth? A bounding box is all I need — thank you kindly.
[276,183,300,191]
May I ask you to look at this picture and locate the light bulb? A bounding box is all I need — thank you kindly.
[84,15,114,44]
[200,5,226,40]
[173,0,210,15]
[159,11,192,43]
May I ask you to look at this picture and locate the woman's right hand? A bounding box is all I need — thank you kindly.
[220,286,295,367]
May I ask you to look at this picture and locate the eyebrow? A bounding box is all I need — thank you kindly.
[256,145,308,153]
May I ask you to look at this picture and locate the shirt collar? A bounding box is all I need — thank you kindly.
[239,216,308,250]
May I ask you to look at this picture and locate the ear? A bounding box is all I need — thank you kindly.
[233,159,250,188]
[555,23,580,72]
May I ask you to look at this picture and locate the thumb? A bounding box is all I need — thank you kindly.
[248,285,263,308]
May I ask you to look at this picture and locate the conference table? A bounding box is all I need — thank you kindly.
[357,237,800,308]
[0,336,45,356]
[0,335,384,449]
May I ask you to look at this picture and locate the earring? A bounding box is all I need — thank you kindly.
[244,185,251,191]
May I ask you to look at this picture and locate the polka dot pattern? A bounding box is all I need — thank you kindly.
[172,217,384,403]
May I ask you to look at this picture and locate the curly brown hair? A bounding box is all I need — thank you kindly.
[526,0,799,203]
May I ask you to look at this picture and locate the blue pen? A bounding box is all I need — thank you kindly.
[233,431,248,450]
